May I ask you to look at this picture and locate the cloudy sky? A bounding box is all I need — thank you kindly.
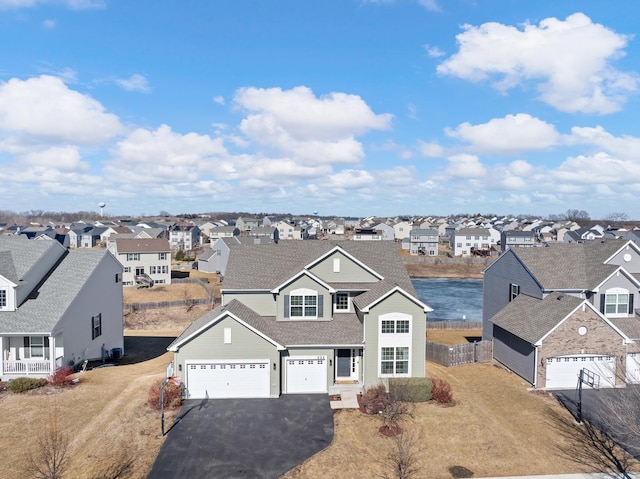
[0,0,639,219]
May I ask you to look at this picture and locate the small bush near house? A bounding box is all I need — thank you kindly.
[389,377,433,402]
[361,384,391,415]
[48,366,74,388]
[8,377,48,393]
[147,379,184,410]
[431,377,454,404]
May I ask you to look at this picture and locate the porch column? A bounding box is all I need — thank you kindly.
[49,336,55,373]
[0,337,4,376]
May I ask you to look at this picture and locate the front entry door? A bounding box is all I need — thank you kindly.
[336,349,359,381]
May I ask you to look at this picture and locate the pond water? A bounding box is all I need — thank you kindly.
[411,277,483,322]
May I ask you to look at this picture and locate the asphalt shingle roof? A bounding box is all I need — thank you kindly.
[0,243,109,333]
[491,293,584,344]
[510,240,627,290]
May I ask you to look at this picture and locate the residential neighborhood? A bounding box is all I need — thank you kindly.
[2,209,640,478]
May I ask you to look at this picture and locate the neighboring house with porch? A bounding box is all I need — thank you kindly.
[0,236,123,379]
[409,229,439,256]
[168,241,431,399]
[483,239,640,389]
[109,238,172,286]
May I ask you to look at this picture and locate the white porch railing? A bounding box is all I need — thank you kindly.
[3,360,52,375]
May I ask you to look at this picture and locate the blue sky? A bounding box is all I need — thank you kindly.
[1,0,639,219]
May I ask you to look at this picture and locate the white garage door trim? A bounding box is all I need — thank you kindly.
[186,359,270,399]
[545,355,616,389]
[286,356,327,394]
[627,353,640,384]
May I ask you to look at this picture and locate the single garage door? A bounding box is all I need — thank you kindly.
[627,353,640,383]
[186,360,270,399]
[286,356,327,393]
[546,355,616,389]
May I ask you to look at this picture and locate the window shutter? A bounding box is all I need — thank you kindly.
[630,294,635,315]
[23,337,30,358]
[284,295,289,318]
[24,337,29,348]
[318,295,323,317]
[600,294,605,314]
[44,337,50,347]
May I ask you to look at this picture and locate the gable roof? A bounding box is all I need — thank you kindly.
[223,241,414,294]
[509,240,627,290]
[0,249,115,334]
[115,238,170,254]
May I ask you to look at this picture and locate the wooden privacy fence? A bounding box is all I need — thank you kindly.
[427,321,482,330]
[124,297,217,313]
[426,340,493,367]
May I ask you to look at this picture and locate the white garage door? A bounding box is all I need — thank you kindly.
[186,360,270,399]
[286,356,327,393]
[627,353,640,384]
[546,355,616,389]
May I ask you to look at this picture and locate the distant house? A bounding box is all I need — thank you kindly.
[81,227,108,248]
[209,226,240,240]
[0,236,123,379]
[245,226,275,238]
[409,229,438,256]
[500,230,536,251]
[373,223,395,241]
[169,225,200,251]
[198,238,231,275]
[235,217,260,232]
[109,238,172,286]
[353,228,382,241]
[450,228,492,256]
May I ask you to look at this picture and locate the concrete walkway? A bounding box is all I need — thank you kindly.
[329,389,359,409]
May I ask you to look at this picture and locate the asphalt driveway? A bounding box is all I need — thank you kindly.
[148,394,334,479]
[552,385,640,459]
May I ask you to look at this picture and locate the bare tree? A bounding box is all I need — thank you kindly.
[27,406,69,479]
[381,429,423,479]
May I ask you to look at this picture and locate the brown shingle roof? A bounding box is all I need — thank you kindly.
[115,238,170,253]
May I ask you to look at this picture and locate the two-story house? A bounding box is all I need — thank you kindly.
[500,230,536,251]
[169,225,200,251]
[451,228,492,256]
[0,236,123,379]
[109,238,172,286]
[483,240,640,389]
[409,229,439,256]
[167,241,432,399]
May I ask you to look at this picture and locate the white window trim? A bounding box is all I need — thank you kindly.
[223,327,232,344]
[604,287,629,318]
[378,312,412,377]
[335,292,350,312]
[289,288,318,319]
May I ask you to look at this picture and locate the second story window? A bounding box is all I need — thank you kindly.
[335,292,349,311]
[158,252,167,260]
[126,253,140,261]
[509,283,520,301]
[0,289,6,309]
[289,288,318,319]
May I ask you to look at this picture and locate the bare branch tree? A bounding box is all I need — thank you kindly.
[26,406,69,479]
[381,428,423,479]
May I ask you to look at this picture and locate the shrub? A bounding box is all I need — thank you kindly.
[48,366,74,388]
[389,377,433,402]
[431,377,453,404]
[147,379,184,410]
[361,383,390,415]
[9,377,47,393]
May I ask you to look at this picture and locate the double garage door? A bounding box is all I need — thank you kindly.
[545,355,616,389]
[186,360,270,399]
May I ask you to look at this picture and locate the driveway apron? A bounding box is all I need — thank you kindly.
[148,394,334,479]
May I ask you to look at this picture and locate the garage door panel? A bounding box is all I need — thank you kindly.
[546,356,615,389]
[187,361,270,399]
[627,353,640,384]
[286,357,327,394]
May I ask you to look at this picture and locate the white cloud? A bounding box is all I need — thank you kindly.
[107,125,228,183]
[444,154,487,178]
[43,19,56,29]
[552,152,640,185]
[567,125,640,160]
[0,75,123,144]
[115,74,151,93]
[424,44,445,58]
[22,146,87,171]
[447,114,560,154]
[234,86,392,141]
[325,169,376,190]
[376,166,417,187]
[437,13,638,114]
[213,95,225,105]
[418,141,444,158]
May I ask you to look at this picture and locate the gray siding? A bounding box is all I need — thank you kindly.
[223,291,275,316]
[308,251,379,284]
[596,273,638,313]
[482,250,542,340]
[362,292,426,389]
[173,315,281,397]
[277,275,330,321]
[606,245,640,273]
[493,325,536,385]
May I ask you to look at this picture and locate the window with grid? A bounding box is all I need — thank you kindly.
[0,289,6,308]
[380,347,409,375]
[92,313,102,340]
[335,292,349,311]
[381,319,410,334]
[290,294,317,318]
[605,293,628,314]
[126,253,140,261]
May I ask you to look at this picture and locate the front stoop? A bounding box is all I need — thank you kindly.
[329,389,360,409]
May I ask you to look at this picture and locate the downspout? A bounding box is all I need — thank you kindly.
[533,345,538,388]
[50,335,55,373]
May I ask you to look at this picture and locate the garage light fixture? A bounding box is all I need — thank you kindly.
[273,363,277,370]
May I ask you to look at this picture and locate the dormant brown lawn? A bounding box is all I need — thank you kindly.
[1,300,637,478]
